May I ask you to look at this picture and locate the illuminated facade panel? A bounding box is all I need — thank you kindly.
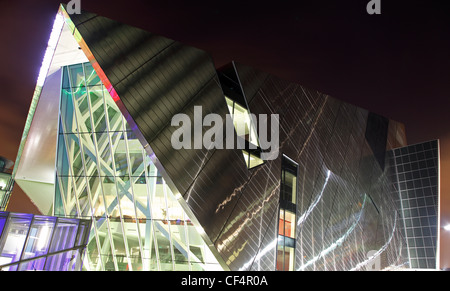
[0,211,90,271]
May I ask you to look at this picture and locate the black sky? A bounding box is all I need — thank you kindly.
[0,0,449,267]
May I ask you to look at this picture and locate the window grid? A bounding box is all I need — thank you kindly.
[393,141,439,269]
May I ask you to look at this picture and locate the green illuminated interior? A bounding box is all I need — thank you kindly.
[55,62,223,271]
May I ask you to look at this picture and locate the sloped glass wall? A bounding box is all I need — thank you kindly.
[0,211,90,271]
[55,62,223,271]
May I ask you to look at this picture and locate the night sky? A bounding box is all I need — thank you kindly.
[0,0,449,268]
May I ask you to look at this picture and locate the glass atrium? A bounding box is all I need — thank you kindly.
[54,62,223,271]
[0,211,90,271]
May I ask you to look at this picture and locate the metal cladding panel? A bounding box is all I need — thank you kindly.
[387,119,408,150]
[391,140,440,269]
[233,63,269,104]
[222,63,410,271]
[15,69,61,185]
[149,83,233,195]
[14,69,62,214]
[185,148,251,239]
[214,157,282,270]
[365,112,390,170]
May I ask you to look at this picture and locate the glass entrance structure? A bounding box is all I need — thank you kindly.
[0,211,90,271]
[55,62,224,271]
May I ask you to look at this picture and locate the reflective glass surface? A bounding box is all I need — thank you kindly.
[392,140,439,269]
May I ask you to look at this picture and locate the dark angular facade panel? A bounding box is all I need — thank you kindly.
[365,112,389,170]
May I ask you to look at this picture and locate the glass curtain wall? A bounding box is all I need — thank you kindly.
[0,211,90,271]
[0,158,14,211]
[225,96,264,168]
[54,62,223,271]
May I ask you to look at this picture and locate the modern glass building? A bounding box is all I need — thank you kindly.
[5,4,440,271]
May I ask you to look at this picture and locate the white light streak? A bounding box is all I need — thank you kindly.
[36,13,64,87]
[350,212,398,271]
[297,194,367,271]
[239,238,278,271]
[297,170,331,226]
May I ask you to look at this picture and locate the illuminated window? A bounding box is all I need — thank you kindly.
[276,155,298,271]
[242,150,264,169]
[278,209,296,238]
[277,236,295,271]
[281,158,297,205]
[225,96,264,169]
[225,96,259,147]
